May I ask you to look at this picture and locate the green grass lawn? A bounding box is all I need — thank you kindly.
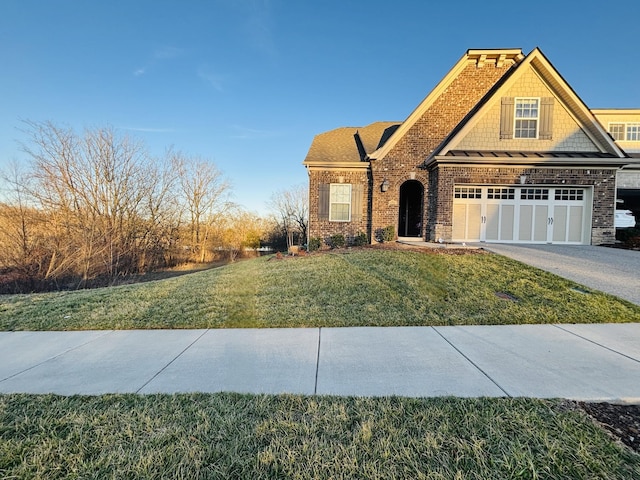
[1,248,639,330]
[1,393,639,479]
[2,249,640,478]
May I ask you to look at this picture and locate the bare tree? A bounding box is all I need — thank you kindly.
[174,153,231,262]
[0,163,45,285]
[211,207,266,261]
[18,121,175,283]
[0,121,235,291]
[268,184,308,249]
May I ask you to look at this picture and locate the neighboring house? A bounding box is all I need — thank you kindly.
[303,48,639,246]
[591,109,640,215]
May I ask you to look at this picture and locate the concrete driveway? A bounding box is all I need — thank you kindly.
[479,244,640,305]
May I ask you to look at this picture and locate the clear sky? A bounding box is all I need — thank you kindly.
[1,0,639,215]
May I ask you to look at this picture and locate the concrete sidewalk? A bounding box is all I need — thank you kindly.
[1,325,640,403]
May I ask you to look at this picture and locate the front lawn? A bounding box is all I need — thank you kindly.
[1,394,638,479]
[0,248,638,330]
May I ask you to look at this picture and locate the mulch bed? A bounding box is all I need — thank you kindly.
[298,241,489,257]
[578,402,640,453]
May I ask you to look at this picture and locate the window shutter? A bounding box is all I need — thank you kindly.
[500,97,514,140]
[539,97,554,140]
[318,184,330,221]
[351,184,363,222]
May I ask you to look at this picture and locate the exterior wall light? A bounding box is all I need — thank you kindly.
[381,178,390,192]
[519,175,527,185]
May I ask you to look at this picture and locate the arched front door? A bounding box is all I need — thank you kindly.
[398,180,424,237]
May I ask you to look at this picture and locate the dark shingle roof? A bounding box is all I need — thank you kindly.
[303,122,400,164]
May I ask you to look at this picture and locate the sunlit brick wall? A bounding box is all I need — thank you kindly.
[307,168,371,247]
[371,60,514,240]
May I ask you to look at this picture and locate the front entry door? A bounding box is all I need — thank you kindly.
[398,181,424,237]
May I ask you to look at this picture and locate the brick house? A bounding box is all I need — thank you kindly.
[303,48,637,246]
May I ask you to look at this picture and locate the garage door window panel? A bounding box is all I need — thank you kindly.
[521,188,549,201]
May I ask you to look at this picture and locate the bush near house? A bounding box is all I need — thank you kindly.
[375,226,395,243]
[328,234,345,249]
[353,231,368,246]
[307,237,321,252]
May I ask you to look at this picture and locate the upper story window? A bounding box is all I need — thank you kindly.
[514,98,539,138]
[329,184,351,221]
[609,123,640,141]
[609,123,625,141]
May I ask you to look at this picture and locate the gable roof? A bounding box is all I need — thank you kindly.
[303,122,400,167]
[427,48,626,166]
[367,49,525,161]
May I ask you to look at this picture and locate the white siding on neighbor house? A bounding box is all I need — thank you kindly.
[618,171,640,189]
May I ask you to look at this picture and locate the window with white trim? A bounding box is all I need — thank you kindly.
[609,122,640,141]
[514,98,539,138]
[329,184,351,221]
[609,123,625,141]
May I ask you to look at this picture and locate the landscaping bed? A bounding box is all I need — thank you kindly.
[579,401,640,453]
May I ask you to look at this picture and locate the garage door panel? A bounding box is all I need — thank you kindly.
[534,206,548,242]
[466,204,482,241]
[552,206,568,242]
[519,205,533,241]
[485,204,500,241]
[452,204,466,240]
[500,205,515,241]
[453,204,481,241]
[568,206,583,243]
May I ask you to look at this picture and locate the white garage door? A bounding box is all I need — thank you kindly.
[452,186,592,244]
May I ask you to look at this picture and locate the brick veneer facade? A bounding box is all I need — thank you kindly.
[368,59,515,241]
[307,168,371,244]
[304,48,627,248]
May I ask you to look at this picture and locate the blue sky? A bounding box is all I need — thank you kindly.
[1,0,639,215]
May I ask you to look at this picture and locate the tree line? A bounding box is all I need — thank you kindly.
[0,121,307,293]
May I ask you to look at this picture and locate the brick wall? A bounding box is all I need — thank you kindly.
[368,60,515,240]
[369,170,429,239]
[307,168,371,246]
